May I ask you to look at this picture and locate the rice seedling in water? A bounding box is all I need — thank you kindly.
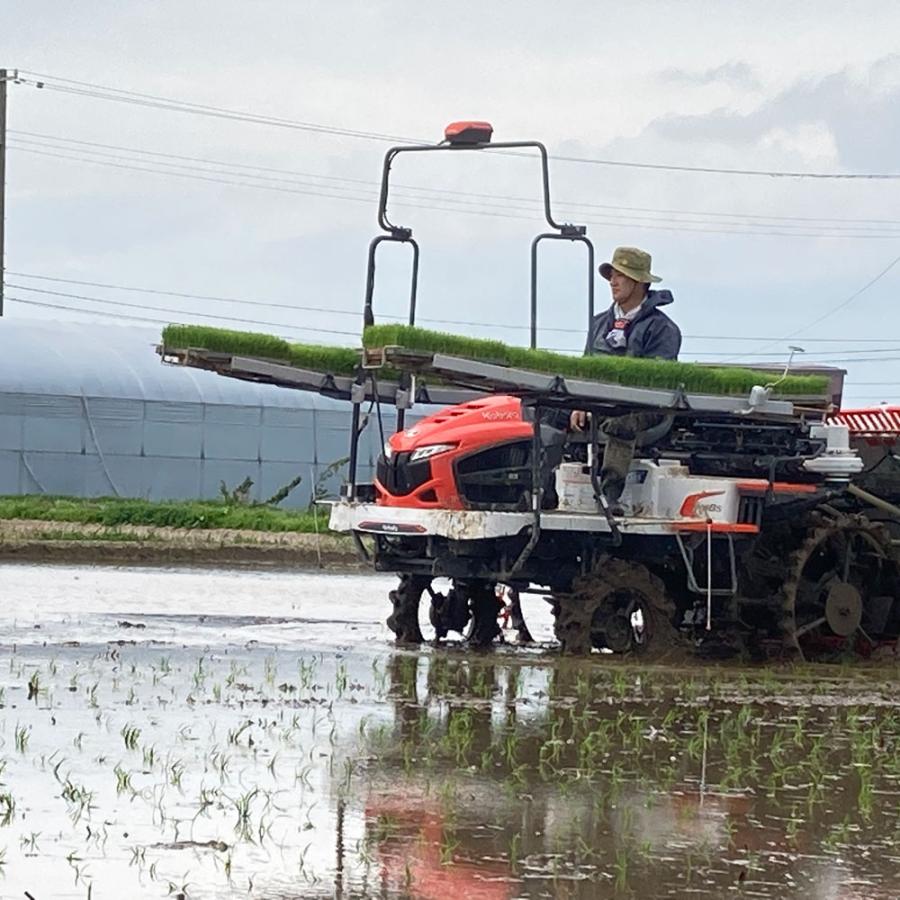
[231,788,259,841]
[121,724,141,751]
[27,671,40,701]
[14,724,30,753]
[113,764,133,796]
[0,792,15,826]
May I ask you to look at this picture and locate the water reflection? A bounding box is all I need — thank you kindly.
[356,655,900,898]
[2,559,899,899]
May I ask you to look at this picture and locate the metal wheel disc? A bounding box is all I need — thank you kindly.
[824,582,863,637]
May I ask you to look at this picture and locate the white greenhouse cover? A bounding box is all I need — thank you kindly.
[0,318,388,505]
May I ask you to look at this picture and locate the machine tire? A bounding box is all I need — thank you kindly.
[465,581,503,648]
[386,574,431,644]
[779,512,900,660]
[553,558,678,657]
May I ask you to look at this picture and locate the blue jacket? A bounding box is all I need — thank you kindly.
[585,289,681,360]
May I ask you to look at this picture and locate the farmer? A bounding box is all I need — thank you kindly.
[569,246,682,505]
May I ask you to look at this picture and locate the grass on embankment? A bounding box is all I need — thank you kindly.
[0,495,328,533]
[162,323,830,398]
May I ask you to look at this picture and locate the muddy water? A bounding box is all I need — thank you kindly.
[1,564,899,899]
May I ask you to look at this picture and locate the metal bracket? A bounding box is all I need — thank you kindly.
[674,532,737,595]
[504,402,543,577]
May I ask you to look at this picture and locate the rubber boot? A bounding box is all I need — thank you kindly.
[600,434,635,508]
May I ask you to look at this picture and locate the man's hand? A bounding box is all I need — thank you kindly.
[569,410,589,431]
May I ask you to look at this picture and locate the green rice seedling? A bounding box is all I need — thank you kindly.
[142,744,157,770]
[228,721,252,746]
[363,324,830,397]
[113,764,133,796]
[439,828,460,866]
[297,658,317,690]
[0,792,14,826]
[161,324,361,373]
[20,831,39,854]
[613,847,630,892]
[193,656,207,690]
[61,779,94,823]
[169,759,185,790]
[14,724,30,753]
[232,787,259,838]
[211,749,231,779]
[334,662,349,697]
[121,724,141,750]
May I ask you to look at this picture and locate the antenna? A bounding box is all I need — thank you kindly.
[765,345,806,391]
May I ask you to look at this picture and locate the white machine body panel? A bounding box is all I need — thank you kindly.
[327,459,801,539]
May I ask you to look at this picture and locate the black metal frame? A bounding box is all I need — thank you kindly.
[531,233,594,350]
[349,134,595,496]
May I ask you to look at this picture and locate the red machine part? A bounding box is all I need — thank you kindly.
[444,120,494,144]
[829,406,900,444]
[376,395,530,509]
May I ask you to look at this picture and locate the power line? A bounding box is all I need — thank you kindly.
[692,347,900,359]
[550,151,900,181]
[13,143,900,240]
[5,284,360,338]
[14,71,418,144]
[5,278,367,319]
[13,129,900,230]
[3,278,578,334]
[13,271,900,345]
[13,291,900,366]
[742,249,900,357]
[7,295,190,328]
[15,70,900,181]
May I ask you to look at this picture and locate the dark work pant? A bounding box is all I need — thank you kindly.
[599,412,665,502]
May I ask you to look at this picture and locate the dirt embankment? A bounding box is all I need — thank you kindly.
[0,519,365,568]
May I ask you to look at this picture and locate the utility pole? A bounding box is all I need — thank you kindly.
[0,68,7,317]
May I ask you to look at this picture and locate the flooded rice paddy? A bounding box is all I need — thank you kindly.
[1,564,899,898]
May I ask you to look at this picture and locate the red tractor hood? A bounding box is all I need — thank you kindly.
[389,395,529,452]
[378,395,533,509]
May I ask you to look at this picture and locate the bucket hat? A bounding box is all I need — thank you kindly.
[599,246,661,283]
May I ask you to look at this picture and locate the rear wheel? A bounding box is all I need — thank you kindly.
[781,512,900,660]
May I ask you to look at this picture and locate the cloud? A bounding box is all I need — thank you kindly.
[658,61,761,90]
[644,56,900,172]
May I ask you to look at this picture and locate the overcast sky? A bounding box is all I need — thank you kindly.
[5,1,900,404]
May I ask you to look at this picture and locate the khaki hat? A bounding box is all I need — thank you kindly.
[599,246,661,284]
